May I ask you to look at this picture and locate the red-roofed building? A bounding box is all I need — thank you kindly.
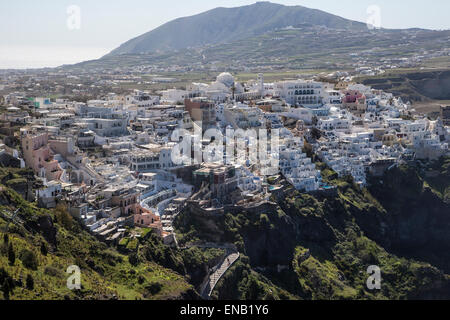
[342,90,367,115]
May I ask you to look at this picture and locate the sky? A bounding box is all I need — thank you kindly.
[1,0,449,69]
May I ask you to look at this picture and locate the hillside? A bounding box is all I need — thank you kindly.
[1,158,449,300]
[66,1,450,73]
[1,167,264,300]
[2,158,449,301]
[174,158,450,300]
[67,26,450,73]
[108,1,366,56]
[357,69,450,109]
[0,168,197,300]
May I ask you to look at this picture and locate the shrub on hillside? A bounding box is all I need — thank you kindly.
[20,249,38,270]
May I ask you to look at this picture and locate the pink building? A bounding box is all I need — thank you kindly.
[106,185,163,235]
[21,130,64,181]
[342,90,365,104]
[342,90,367,115]
[134,207,162,235]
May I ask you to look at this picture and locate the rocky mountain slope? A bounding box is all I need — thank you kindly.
[67,25,450,73]
[174,158,450,300]
[1,157,449,300]
[108,2,366,56]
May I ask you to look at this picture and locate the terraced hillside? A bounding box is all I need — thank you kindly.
[67,27,450,72]
[359,70,450,103]
[108,2,367,56]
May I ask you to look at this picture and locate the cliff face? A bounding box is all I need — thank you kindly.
[174,158,450,300]
[2,156,448,300]
[366,160,450,273]
[0,180,194,300]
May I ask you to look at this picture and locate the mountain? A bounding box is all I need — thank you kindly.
[108,1,366,56]
[68,26,449,75]
[67,2,449,73]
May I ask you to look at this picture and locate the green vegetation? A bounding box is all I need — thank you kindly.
[139,228,153,239]
[19,249,38,270]
[213,256,297,300]
[1,155,449,300]
[118,238,129,247]
[7,242,15,265]
[175,157,450,300]
[293,246,357,300]
[420,157,450,203]
[0,170,194,300]
[126,238,139,252]
[25,274,34,290]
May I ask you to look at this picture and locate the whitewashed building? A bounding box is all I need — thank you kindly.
[274,80,324,107]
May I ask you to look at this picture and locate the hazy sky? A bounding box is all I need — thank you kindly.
[1,0,449,69]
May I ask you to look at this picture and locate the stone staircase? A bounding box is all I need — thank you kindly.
[201,250,240,299]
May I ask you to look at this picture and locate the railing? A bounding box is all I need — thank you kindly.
[141,189,176,210]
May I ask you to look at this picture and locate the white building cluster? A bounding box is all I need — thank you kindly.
[5,71,449,247]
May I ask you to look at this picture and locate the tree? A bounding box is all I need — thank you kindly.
[40,241,48,256]
[54,204,74,231]
[3,234,8,244]
[146,282,162,295]
[245,274,264,300]
[302,141,314,159]
[26,274,34,290]
[1,275,15,300]
[128,253,139,266]
[231,84,236,101]
[8,243,15,265]
[66,167,73,183]
[20,249,38,270]
[0,267,8,283]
